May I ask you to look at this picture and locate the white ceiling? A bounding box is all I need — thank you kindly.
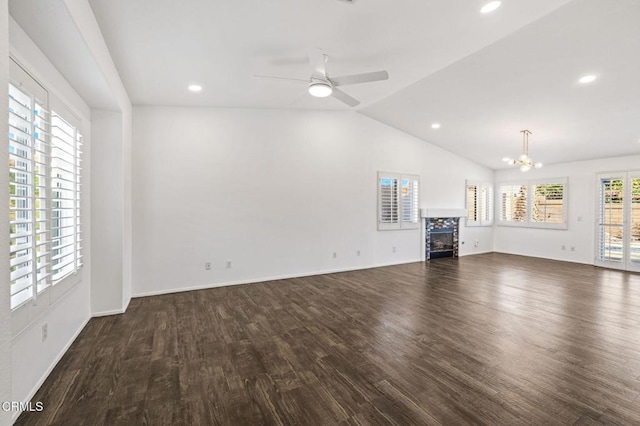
[14,0,640,169]
[362,0,640,169]
[9,0,119,110]
[87,0,572,110]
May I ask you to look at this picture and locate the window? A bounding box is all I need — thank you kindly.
[531,182,565,225]
[466,181,493,226]
[499,184,528,223]
[8,59,83,310]
[378,172,419,230]
[498,178,568,229]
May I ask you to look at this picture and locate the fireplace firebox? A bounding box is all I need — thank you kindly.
[425,217,459,260]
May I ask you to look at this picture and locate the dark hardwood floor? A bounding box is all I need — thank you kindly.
[16,253,640,425]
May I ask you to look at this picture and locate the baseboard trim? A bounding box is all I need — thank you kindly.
[91,308,126,317]
[492,250,593,266]
[133,259,421,298]
[459,250,493,257]
[11,316,91,423]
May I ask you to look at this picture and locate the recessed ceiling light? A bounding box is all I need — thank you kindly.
[188,84,202,92]
[431,123,441,129]
[480,1,502,14]
[578,75,597,84]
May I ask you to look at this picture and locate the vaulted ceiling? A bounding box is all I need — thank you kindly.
[12,0,640,168]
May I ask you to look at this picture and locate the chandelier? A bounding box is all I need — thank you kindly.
[503,130,543,172]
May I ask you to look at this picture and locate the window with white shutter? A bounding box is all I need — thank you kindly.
[7,59,83,310]
[531,182,565,225]
[499,184,528,224]
[50,108,83,282]
[378,172,419,230]
[9,66,49,308]
[378,175,399,228]
[498,178,567,229]
[466,181,493,226]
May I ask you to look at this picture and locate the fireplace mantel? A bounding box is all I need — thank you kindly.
[420,208,467,218]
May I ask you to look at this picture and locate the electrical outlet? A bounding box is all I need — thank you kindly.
[332,252,337,259]
[570,246,575,252]
[562,245,566,250]
[42,323,48,342]
[392,246,397,253]
[356,250,361,256]
[474,240,479,248]
[205,262,211,270]
[226,260,232,269]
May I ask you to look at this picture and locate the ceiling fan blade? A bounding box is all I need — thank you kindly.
[331,88,360,107]
[308,48,327,78]
[331,71,389,87]
[252,75,308,83]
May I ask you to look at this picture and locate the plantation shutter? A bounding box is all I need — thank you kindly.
[597,176,625,263]
[8,60,49,308]
[466,184,478,223]
[632,176,640,264]
[466,182,493,226]
[50,98,82,283]
[531,183,565,225]
[378,174,399,230]
[499,184,528,223]
[480,185,493,224]
[401,177,419,229]
[378,172,420,230]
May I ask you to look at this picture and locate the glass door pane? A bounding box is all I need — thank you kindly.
[630,176,640,265]
[597,177,625,265]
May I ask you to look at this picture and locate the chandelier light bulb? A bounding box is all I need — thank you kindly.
[534,162,543,169]
[520,164,531,172]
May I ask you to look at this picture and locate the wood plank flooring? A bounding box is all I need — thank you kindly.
[15,253,640,425]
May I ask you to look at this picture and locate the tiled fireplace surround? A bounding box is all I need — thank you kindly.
[425,217,460,260]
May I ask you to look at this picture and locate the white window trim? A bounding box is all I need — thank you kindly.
[377,171,420,231]
[465,181,493,227]
[497,177,568,229]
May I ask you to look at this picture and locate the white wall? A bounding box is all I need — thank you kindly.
[132,106,493,296]
[494,154,640,264]
[45,0,133,315]
[0,2,12,425]
[7,18,92,419]
[90,110,124,313]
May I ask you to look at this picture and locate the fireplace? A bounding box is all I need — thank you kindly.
[425,217,459,260]
[429,228,454,259]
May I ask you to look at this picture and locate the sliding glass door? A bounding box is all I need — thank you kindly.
[596,172,640,272]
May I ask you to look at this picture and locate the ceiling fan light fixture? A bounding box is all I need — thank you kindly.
[579,74,597,84]
[308,82,333,98]
[480,1,502,14]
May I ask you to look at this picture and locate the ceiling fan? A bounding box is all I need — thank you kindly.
[254,48,389,107]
